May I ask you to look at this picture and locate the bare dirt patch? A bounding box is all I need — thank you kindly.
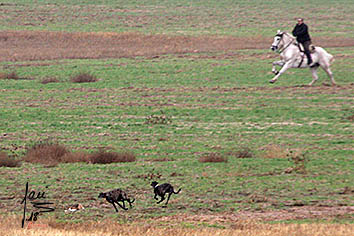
[156,206,354,224]
[1,31,353,62]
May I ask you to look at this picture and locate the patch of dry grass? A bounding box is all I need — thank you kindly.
[287,150,308,174]
[231,147,254,159]
[199,153,228,163]
[23,142,70,166]
[70,72,98,83]
[2,31,353,62]
[1,215,353,236]
[262,144,289,159]
[0,151,21,167]
[22,142,136,165]
[89,149,136,164]
[0,71,20,80]
[145,113,172,125]
[60,151,90,163]
[41,77,60,84]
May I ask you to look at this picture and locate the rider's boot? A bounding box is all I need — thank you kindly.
[305,52,313,65]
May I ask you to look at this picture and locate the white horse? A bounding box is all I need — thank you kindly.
[270,30,336,86]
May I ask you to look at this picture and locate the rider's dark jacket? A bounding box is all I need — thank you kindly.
[292,23,311,43]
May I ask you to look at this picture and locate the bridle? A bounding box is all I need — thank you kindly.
[273,32,295,53]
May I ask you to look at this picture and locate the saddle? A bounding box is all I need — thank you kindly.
[295,42,316,53]
[294,42,317,68]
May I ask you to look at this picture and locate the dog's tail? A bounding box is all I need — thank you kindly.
[128,198,135,204]
[173,188,181,194]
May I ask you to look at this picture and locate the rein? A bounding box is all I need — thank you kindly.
[276,33,295,53]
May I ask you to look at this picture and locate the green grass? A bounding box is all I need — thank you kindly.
[0,50,353,223]
[1,0,354,37]
[0,0,353,225]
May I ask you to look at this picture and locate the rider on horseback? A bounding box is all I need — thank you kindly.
[292,18,313,65]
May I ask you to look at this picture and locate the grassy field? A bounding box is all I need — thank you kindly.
[1,0,354,37]
[0,0,353,234]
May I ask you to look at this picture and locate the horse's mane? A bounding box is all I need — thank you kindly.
[280,31,295,40]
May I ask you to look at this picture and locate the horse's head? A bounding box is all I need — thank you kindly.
[271,30,284,51]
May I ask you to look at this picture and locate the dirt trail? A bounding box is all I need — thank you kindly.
[156,206,354,225]
[1,31,353,62]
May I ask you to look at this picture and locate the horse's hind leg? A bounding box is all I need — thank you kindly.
[309,67,319,86]
[321,66,336,85]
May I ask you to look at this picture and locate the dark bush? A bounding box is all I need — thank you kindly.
[60,151,90,163]
[89,150,136,164]
[24,142,70,165]
[70,72,98,83]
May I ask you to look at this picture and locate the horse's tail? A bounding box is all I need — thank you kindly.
[329,54,335,64]
[317,47,334,67]
[326,52,334,66]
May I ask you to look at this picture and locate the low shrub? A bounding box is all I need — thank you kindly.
[41,77,60,84]
[89,150,136,164]
[0,71,20,80]
[24,142,70,165]
[60,151,90,163]
[70,72,98,83]
[199,153,228,163]
[0,152,21,167]
[232,147,254,159]
[262,144,288,159]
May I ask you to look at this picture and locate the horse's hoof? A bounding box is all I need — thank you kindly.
[269,80,275,83]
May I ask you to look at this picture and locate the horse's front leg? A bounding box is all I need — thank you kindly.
[269,60,293,83]
[272,60,285,75]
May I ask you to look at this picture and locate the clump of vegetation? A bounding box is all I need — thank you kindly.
[0,71,20,80]
[0,152,21,167]
[145,111,172,125]
[70,72,98,83]
[287,150,308,174]
[232,147,254,159]
[199,153,228,163]
[135,169,162,179]
[89,150,136,164]
[262,144,288,159]
[23,141,70,166]
[41,77,60,84]
[22,140,137,165]
[60,151,90,163]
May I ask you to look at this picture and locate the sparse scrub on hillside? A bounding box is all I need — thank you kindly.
[0,151,21,167]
